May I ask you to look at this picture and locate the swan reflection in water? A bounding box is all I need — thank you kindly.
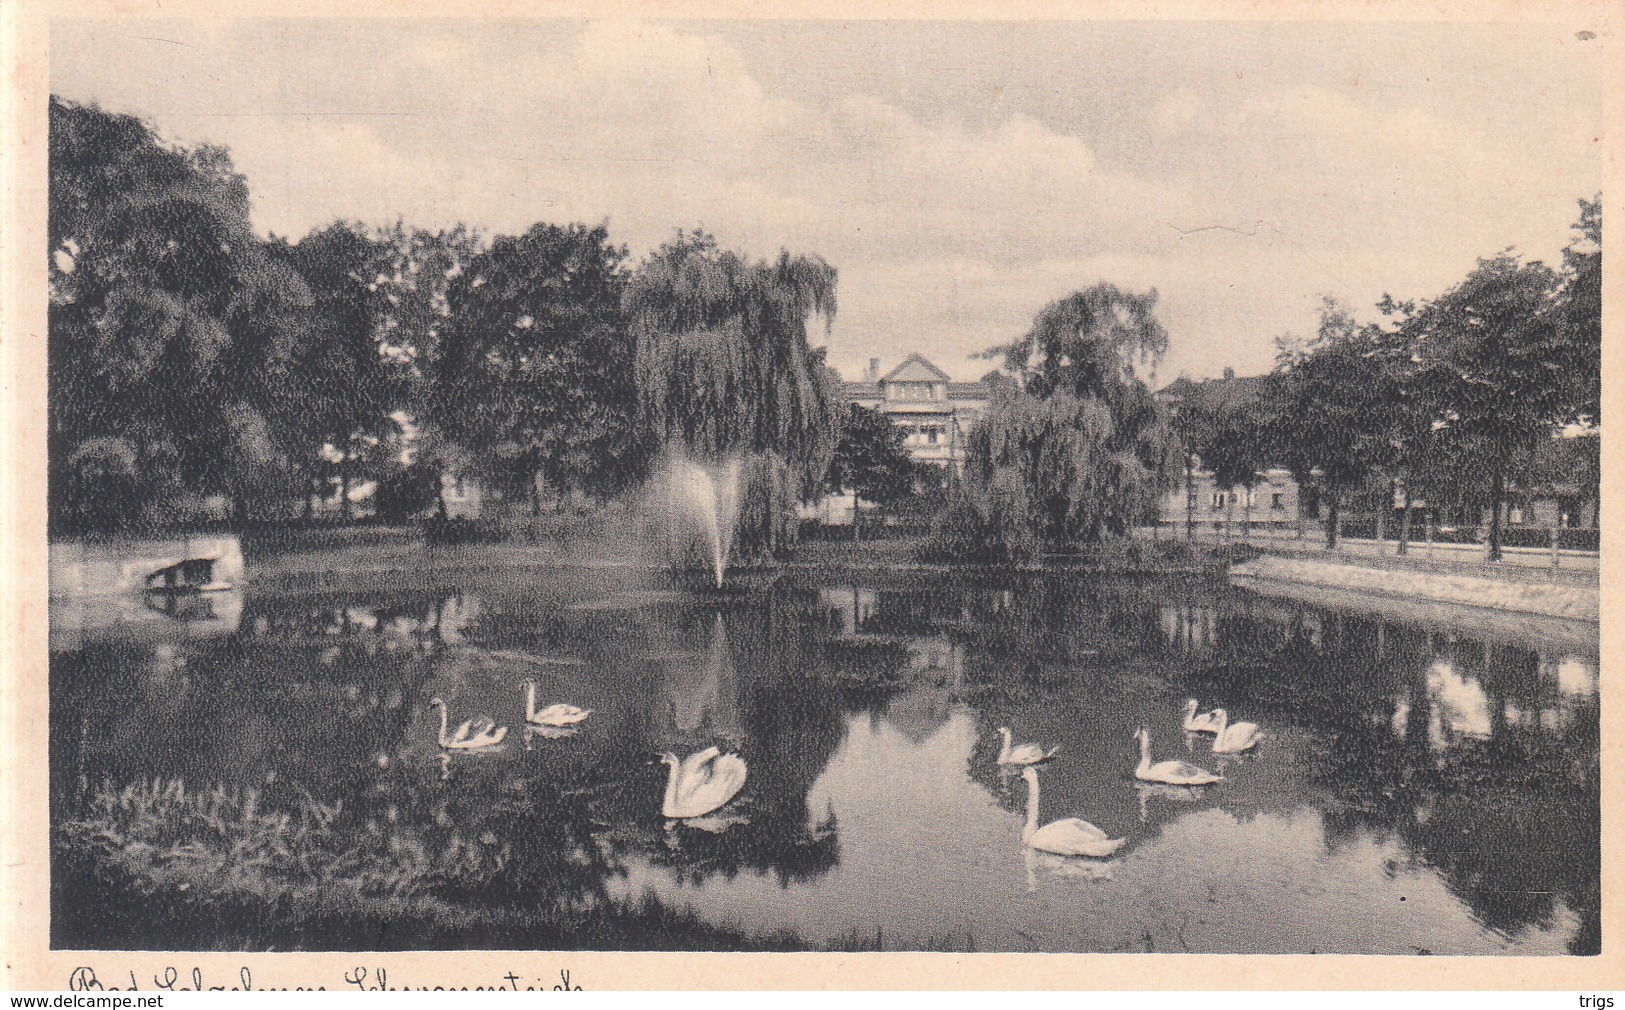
[525,723,581,749]
[659,747,748,820]
[1134,781,1206,824]
[1018,768,1122,891]
[1023,845,1115,892]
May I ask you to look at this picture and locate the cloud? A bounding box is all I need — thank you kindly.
[51,19,1602,384]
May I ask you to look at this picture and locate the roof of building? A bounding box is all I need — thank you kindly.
[948,382,991,400]
[1157,372,1267,418]
[840,354,993,405]
[841,380,992,404]
[881,353,952,384]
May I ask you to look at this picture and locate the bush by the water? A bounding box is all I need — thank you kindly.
[54,776,804,952]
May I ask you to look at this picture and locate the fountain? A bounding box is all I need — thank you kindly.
[661,452,742,589]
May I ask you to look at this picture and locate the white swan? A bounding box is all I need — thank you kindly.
[524,680,591,728]
[1020,767,1125,858]
[1210,709,1263,754]
[1182,699,1223,734]
[997,726,1060,767]
[1132,727,1223,785]
[430,698,507,750]
[659,747,748,819]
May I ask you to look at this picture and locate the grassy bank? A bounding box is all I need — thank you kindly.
[53,779,805,952]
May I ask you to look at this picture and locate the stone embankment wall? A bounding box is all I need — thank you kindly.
[1229,555,1598,623]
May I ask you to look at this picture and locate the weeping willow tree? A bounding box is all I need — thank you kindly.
[627,231,841,553]
[936,283,1180,559]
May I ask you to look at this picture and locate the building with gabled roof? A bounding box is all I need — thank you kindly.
[803,353,992,527]
[842,354,991,474]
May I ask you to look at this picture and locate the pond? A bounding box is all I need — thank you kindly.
[49,560,1599,955]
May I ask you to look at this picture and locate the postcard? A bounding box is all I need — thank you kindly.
[3,0,1620,991]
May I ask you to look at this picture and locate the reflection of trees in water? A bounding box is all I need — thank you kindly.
[55,571,1601,951]
[851,573,1600,954]
[1261,619,1601,954]
[54,588,476,811]
[559,599,849,889]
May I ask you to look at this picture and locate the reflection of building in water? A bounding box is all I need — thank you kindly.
[1391,643,1599,748]
[51,588,245,653]
[240,590,478,656]
[883,686,957,746]
[1158,603,1218,653]
[1505,654,1597,733]
[820,586,878,637]
[902,635,964,681]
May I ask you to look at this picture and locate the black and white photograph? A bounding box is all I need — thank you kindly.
[8,2,1614,983]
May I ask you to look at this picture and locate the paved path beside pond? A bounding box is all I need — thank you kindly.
[1183,528,1598,584]
[1230,554,1599,623]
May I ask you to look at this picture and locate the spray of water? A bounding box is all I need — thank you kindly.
[663,451,742,588]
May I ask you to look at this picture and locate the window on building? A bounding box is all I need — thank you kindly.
[1271,492,1284,510]
[1210,492,1227,511]
[921,424,943,445]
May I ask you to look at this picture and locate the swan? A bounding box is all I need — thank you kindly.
[659,747,747,819]
[1020,767,1125,858]
[1182,699,1223,734]
[996,726,1060,767]
[1132,727,1223,785]
[523,680,591,728]
[429,698,507,750]
[1210,709,1263,754]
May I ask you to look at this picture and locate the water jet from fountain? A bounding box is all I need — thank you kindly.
[659,451,742,589]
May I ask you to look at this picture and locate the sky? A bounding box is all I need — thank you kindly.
[50,17,1605,383]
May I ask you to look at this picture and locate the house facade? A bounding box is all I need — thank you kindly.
[1154,370,1311,535]
[803,353,992,527]
[842,353,991,474]
[1157,466,1308,534]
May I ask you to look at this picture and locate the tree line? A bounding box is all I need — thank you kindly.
[1174,199,1601,561]
[48,97,852,539]
[49,96,1600,565]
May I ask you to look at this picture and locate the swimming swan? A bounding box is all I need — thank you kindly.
[1132,726,1223,785]
[524,680,591,728]
[1021,767,1125,858]
[1210,709,1263,753]
[997,726,1060,767]
[659,747,748,819]
[430,698,507,750]
[1182,699,1223,734]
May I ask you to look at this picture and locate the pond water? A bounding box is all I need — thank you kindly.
[49,561,1600,954]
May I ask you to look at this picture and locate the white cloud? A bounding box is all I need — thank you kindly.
[51,19,1602,384]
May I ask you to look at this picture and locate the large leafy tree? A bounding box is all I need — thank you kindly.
[281,222,411,520]
[48,96,311,531]
[1558,197,1601,428]
[1410,253,1570,560]
[627,231,841,551]
[431,222,638,510]
[822,403,919,540]
[1264,300,1394,549]
[958,283,1180,551]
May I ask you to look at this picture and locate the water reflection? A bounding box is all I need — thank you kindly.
[51,570,1598,953]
